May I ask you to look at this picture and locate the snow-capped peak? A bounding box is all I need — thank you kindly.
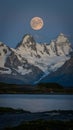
[49,33,72,56]
[17,34,36,48]
[56,33,69,43]
[22,34,35,43]
[0,33,73,84]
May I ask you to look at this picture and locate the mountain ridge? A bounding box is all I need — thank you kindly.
[0,33,73,86]
[39,57,73,87]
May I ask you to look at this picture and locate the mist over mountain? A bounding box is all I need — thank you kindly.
[0,33,73,87]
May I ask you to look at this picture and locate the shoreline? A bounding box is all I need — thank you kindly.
[0,107,73,129]
[0,107,73,113]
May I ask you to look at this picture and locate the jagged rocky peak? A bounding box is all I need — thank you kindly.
[22,34,36,44]
[49,33,73,56]
[17,34,36,51]
[56,33,69,43]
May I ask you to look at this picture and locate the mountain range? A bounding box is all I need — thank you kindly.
[0,33,73,87]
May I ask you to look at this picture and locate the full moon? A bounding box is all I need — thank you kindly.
[30,17,44,30]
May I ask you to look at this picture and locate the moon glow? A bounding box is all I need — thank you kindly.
[30,17,44,30]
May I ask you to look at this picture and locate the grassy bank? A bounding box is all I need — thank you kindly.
[5,120,73,130]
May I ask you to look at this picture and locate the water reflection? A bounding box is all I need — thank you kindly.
[0,94,73,112]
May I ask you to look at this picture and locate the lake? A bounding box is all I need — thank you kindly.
[0,94,73,112]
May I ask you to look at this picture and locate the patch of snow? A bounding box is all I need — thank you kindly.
[17,66,32,75]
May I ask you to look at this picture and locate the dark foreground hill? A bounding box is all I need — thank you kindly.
[0,107,73,130]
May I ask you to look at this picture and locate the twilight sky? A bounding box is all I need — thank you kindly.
[0,0,73,48]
